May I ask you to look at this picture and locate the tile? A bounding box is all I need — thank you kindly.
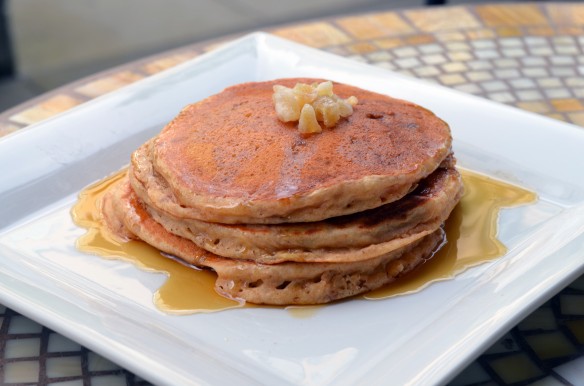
[555,45,580,55]
[520,56,547,67]
[550,56,576,66]
[394,57,421,69]
[537,78,564,88]
[488,92,516,103]
[467,71,492,82]
[516,90,544,102]
[471,39,496,49]
[481,80,507,92]
[527,26,556,37]
[374,62,396,71]
[487,353,544,384]
[272,22,350,48]
[510,78,537,89]
[566,319,584,343]
[454,83,482,94]
[373,38,403,49]
[552,36,577,46]
[88,352,122,371]
[346,42,377,54]
[46,357,83,378]
[418,43,443,54]
[413,66,440,77]
[438,74,466,86]
[554,357,584,386]
[544,88,572,99]
[551,67,576,77]
[499,37,523,47]
[559,293,584,314]
[494,68,521,79]
[7,316,43,334]
[546,113,566,121]
[404,34,435,46]
[529,376,568,386]
[529,46,554,56]
[9,95,83,126]
[435,31,466,43]
[75,71,144,98]
[475,49,499,59]
[366,51,393,62]
[422,54,447,65]
[0,122,21,137]
[495,58,519,68]
[447,51,473,62]
[405,7,481,32]
[392,46,418,58]
[445,42,471,51]
[497,26,523,37]
[484,333,520,355]
[336,12,412,40]
[448,362,491,386]
[467,60,493,70]
[547,3,584,26]
[90,375,128,386]
[522,67,549,77]
[48,380,85,386]
[501,47,527,58]
[441,62,468,73]
[466,28,496,40]
[569,275,584,290]
[525,331,578,360]
[524,36,548,46]
[4,338,41,358]
[568,112,584,127]
[516,101,551,114]
[48,333,82,353]
[3,361,40,383]
[477,4,548,27]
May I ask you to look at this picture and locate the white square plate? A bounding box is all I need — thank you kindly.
[1,33,584,385]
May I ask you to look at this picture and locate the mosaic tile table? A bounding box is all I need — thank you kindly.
[1,3,583,385]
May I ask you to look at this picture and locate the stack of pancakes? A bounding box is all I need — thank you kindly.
[102,78,463,305]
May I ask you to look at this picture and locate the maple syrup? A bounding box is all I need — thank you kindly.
[72,168,536,314]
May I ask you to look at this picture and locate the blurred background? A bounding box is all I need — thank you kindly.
[0,0,545,111]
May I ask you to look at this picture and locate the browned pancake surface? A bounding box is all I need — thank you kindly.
[149,78,452,223]
[101,179,445,305]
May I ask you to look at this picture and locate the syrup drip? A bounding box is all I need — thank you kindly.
[72,168,536,314]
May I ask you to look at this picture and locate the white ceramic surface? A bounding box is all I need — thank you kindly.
[1,33,584,386]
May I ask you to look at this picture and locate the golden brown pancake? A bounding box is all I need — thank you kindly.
[143,78,453,224]
[102,179,445,305]
[136,164,462,264]
[95,78,462,305]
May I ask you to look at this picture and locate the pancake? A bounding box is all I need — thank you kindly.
[143,78,452,224]
[137,164,462,264]
[102,178,445,305]
[95,78,462,305]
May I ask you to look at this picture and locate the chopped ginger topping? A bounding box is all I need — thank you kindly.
[273,81,358,134]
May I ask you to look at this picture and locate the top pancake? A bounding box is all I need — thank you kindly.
[150,78,452,223]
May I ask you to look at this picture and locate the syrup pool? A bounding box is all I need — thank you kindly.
[72,168,536,313]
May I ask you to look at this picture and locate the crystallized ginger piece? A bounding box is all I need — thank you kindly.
[313,96,340,128]
[273,85,301,122]
[298,104,322,134]
[273,80,358,133]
